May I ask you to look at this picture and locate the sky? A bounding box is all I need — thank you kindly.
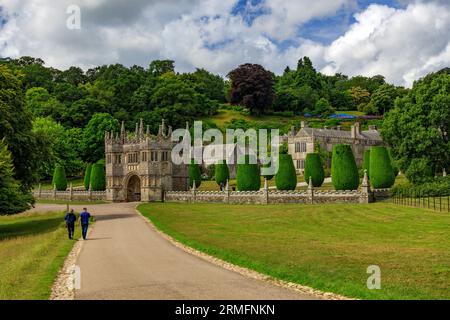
[0,0,449,87]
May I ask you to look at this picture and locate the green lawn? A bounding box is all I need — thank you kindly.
[138,202,450,300]
[0,211,80,299]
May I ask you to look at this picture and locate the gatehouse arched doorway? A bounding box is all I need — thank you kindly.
[126,175,141,202]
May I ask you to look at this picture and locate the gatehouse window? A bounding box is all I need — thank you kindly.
[161,151,169,161]
[142,151,148,162]
[114,154,122,164]
[151,151,158,162]
[128,152,139,163]
[107,154,112,164]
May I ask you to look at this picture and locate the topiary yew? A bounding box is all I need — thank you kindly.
[215,160,230,186]
[304,153,325,187]
[84,163,92,190]
[331,144,359,190]
[275,154,297,190]
[90,163,106,191]
[52,165,67,191]
[370,146,396,188]
[188,162,202,188]
[237,155,261,191]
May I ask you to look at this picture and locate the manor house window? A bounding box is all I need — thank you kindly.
[128,152,139,163]
[295,142,307,153]
[161,151,169,161]
[151,151,158,162]
[296,159,305,169]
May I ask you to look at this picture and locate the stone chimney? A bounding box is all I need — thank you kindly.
[351,122,361,139]
[368,125,377,131]
[301,121,308,129]
[290,126,296,136]
[337,126,341,131]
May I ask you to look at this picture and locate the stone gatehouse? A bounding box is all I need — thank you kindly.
[104,119,188,202]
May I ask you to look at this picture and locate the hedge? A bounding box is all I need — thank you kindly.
[237,155,261,191]
[304,153,325,187]
[84,163,92,190]
[90,163,106,191]
[363,149,371,179]
[275,154,297,190]
[52,165,67,191]
[188,162,202,188]
[331,144,359,190]
[215,160,230,186]
[369,146,395,188]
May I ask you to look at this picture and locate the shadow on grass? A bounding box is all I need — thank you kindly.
[0,216,63,241]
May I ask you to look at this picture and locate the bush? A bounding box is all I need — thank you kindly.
[237,155,261,191]
[84,164,92,190]
[261,156,275,180]
[90,163,106,191]
[391,176,450,197]
[331,144,359,190]
[188,162,202,188]
[275,154,297,190]
[214,160,230,186]
[405,158,433,184]
[304,153,325,187]
[52,165,67,191]
[369,146,396,188]
[363,149,371,178]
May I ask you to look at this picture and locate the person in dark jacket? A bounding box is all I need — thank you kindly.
[80,208,91,240]
[64,209,77,239]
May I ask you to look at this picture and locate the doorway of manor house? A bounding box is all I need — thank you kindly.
[126,175,141,202]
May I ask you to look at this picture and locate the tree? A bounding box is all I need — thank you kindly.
[387,148,399,177]
[367,83,402,115]
[275,154,297,190]
[304,153,325,187]
[405,158,433,184]
[331,144,359,190]
[0,64,46,190]
[25,87,65,121]
[382,72,450,182]
[0,140,33,215]
[149,60,175,77]
[369,146,395,188]
[90,163,106,191]
[188,162,202,188]
[214,160,230,187]
[84,164,92,190]
[80,113,120,163]
[237,155,261,191]
[181,68,225,102]
[314,98,334,116]
[227,64,275,116]
[348,86,371,112]
[52,165,67,191]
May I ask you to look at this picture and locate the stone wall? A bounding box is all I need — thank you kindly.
[33,189,106,201]
[165,188,373,205]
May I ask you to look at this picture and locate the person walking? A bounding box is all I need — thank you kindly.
[80,208,92,240]
[64,209,77,239]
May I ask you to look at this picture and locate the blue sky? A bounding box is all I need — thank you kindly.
[0,0,449,86]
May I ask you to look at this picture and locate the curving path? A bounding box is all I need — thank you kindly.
[32,203,319,300]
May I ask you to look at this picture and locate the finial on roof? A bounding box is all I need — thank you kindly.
[146,125,150,136]
[139,118,144,137]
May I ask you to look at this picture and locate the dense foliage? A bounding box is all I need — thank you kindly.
[382,71,450,183]
[84,164,92,190]
[52,165,67,191]
[275,154,297,190]
[304,153,325,187]
[369,146,395,188]
[331,144,359,190]
[188,162,202,189]
[90,163,106,191]
[237,155,261,191]
[391,176,450,197]
[214,160,230,186]
[0,140,33,215]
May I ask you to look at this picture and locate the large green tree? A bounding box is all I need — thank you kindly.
[382,71,450,181]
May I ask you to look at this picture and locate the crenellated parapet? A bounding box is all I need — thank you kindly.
[105,119,173,146]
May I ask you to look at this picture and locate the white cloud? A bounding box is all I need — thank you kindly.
[0,0,449,87]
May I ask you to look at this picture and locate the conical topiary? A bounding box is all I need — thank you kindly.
[370,146,396,188]
[90,163,106,191]
[331,144,359,190]
[188,161,202,188]
[237,154,261,191]
[215,160,230,186]
[52,165,67,191]
[275,154,297,190]
[261,156,275,181]
[304,153,325,187]
[84,163,92,191]
[363,149,371,179]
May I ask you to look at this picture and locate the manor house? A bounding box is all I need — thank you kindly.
[288,122,383,174]
[104,119,188,202]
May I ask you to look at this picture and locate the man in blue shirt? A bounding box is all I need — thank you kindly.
[80,208,91,240]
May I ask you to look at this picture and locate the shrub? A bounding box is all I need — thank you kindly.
[237,155,260,191]
[261,156,275,181]
[275,154,297,190]
[369,146,396,188]
[214,160,230,186]
[304,153,325,187]
[331,144,359,190]
[391,176,450,197]
[52,165,67,191]
[84,164,92,190]
[188,162,202,188]
[363,149,371,178]
[90,163,106,191]
[405,158,433,184]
